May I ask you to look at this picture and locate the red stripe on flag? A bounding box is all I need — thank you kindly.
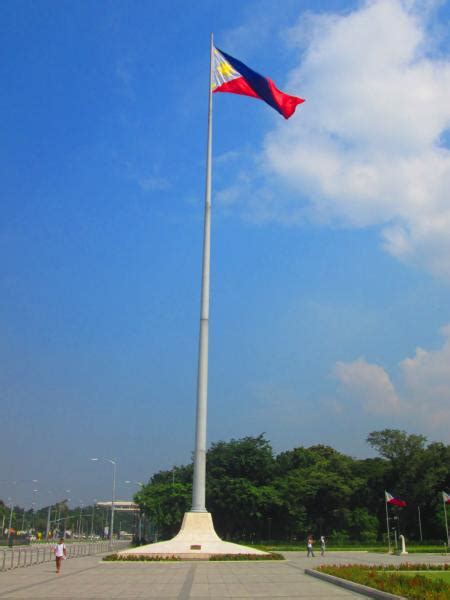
[266,78,305,119]
[388,498,407,507]
[213,77,259,99]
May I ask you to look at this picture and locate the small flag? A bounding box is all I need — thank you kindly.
[385,491,407,507]
[443,491,450,504]
[212,46,304,119]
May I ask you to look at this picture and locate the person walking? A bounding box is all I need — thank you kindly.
[53,537,67,574]
[320,535,326,556]
[306,534,315,557]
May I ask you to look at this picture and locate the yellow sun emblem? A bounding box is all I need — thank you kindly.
[217,60,234,79]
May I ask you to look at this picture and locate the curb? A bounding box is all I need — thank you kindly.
[304,568,407,600]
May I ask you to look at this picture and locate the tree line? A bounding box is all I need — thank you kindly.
[134,429,450,544]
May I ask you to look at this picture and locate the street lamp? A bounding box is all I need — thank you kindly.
[45,491,53,540]
[7,498,13,539]
[125,479,145,543]
[124,481,144,542]
[78,500,84,537]
[90,498,97,538]
[90,458,117,545]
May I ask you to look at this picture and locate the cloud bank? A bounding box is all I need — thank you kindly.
[335,324,450,440]
[223,0,450,279]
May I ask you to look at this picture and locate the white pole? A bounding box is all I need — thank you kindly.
[110,461,116,544]
[385,493,391,553]
[418,505,423,542]
[8,501,14,539]
[46,505,51,540]
[444,494,449,548]
[191,33,214,513]
[90,504,95,537]
[79,504,83,537]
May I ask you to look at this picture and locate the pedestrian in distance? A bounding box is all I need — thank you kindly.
[320,535,326,556]
[306,534,315,557]
[53,537,67,574]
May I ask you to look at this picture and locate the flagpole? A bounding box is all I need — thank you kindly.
[385,492,391,554]
[418,505,423,542]
[444,493,449,549]
[191,33,214,513]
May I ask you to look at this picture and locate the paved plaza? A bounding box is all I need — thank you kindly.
[0,550,449,599]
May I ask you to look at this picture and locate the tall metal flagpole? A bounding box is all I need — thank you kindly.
[191,33,214,513]
[385,492,391,553]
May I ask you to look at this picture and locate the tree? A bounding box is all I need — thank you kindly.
[135,483,191,538]
[133,431,449,543]
[367,429,427,463]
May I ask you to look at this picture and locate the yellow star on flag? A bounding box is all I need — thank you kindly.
[217,60,234,78]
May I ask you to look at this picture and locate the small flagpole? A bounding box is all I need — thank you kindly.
[385,492,391,554]
[191,33,214,513]
[418,505,423,542]
[443,493,449,549]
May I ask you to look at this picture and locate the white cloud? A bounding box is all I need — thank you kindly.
[335,324,450,439]
[221,0,450,279]
[335,358,401,414]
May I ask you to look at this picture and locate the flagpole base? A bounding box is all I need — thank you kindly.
[119,512,269,560]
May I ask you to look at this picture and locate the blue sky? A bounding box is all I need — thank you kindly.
[1,0,450,508]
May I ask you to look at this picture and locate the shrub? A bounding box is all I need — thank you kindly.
[103,553,181,562]
[209,552,284,561]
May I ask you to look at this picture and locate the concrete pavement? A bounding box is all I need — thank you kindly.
[0,551,448,599]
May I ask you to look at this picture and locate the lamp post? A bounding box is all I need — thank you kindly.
[7,498,13,539]
[90,499,97,538]
[90,458,117,545]
[31,502,36,532]
[79,501,84,537]
[45,491,53,540]
[124,481,144,542]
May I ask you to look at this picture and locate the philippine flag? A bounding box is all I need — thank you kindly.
[212,47,304,119]
[443,491,450,504]
[385,491,407,507]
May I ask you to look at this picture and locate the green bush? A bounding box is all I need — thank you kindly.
[103,552,284,562]
[209,552,284,561]
[359,530,377,544]
[103,553,181,562]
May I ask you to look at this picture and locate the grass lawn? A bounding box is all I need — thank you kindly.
[254,542,448,554]
[318,564,450,600]
[396,571,450,584]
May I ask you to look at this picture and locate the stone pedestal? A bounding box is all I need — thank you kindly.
[119,512,268,559]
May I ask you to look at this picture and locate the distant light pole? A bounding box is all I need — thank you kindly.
[45,491,53,540]
[90,458,117,545]
[90,499,97,538]
[7,499,13,539]
[31,502,36,531]
[124,481,144,542]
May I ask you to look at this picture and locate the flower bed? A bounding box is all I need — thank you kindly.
[103,553,181,561]
[317,564,450,600]
[209,553,283,561]
[103,552,283,562]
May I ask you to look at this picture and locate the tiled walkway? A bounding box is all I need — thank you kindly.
[0,551,448,599]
